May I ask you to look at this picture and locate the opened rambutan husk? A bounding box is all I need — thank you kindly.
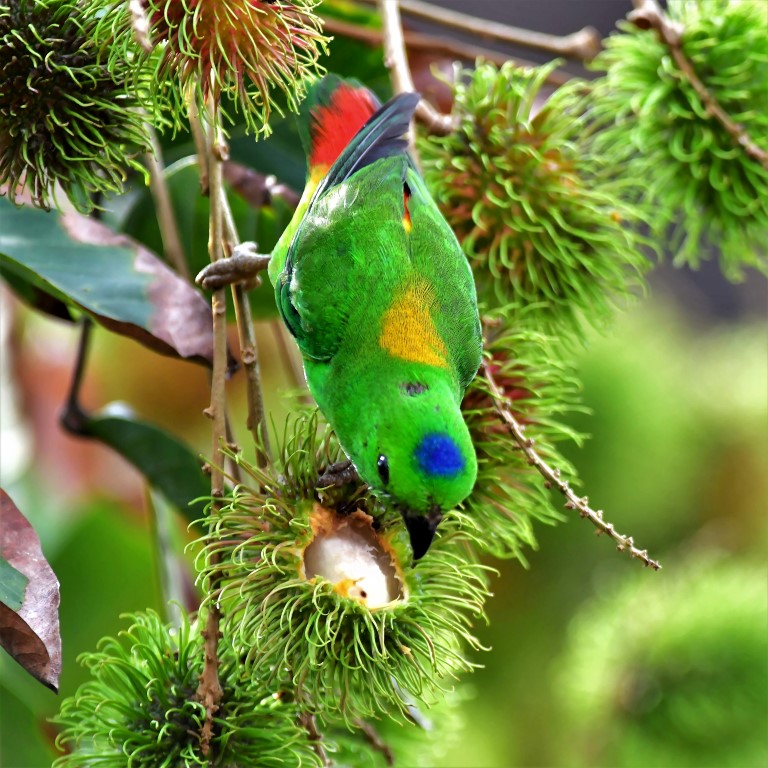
[198,413,492,724]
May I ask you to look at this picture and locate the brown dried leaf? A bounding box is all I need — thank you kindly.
[0,489,61,692]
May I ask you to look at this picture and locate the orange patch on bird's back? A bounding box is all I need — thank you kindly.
[402,183,412,233]
[379,281,448,368]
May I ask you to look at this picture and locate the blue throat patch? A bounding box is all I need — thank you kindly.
[415,433,465,478]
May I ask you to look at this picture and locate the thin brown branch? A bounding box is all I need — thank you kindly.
[323,15,503,65]
[299,712,329,767]
[629,0,768,169]
[224,414,244,486]
[197,601,222,757]
[355,719,394,766]
[361,0,601,61]
[187,112,272,468]
[223,161,301,209]
[220,200,272,467]
[482,360,662,571]
[194,104,227,758]
[378,0,416,145]
[145,127,189,280]
[322,16,572,86]
[378,0,454,149]
[59,317,93,435]
[188,97,210,196]
[378,0,415,95]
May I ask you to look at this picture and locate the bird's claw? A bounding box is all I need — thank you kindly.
[317,460,360,488]
[195,242,271,290]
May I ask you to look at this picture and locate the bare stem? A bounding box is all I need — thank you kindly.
[378,0,454,147]
[223,161,301,209]
[362,0,601,61]
[629,0,768,169]
[482,360,662,571]
[224,414,244,486]
[59,317,93,435]
[145,126,189,280]
[187,114,272,468]
[189,97,211,195]
[299,711,329,767]
[220,189,272,467]
[355,719,394,766]
[195,104,227,757]
[197,599,222,758]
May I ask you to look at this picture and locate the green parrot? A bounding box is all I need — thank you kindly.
[264,76,482,558]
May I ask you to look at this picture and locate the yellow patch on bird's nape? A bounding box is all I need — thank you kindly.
[309,164,329,184]
[291,164,330,217]
[379,280,448,368]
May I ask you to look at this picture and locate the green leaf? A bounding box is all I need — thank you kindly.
[0,555,28,611]
[0,198,215,365]
[81,404,209,521]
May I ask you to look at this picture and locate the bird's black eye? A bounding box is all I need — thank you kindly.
[377,454,390,485]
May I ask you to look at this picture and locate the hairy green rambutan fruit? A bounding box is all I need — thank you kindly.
[0,0,151,211]
[585,0,768,278]
[419,61,647,337]
[98,0,329,134]
[53,610,321,767]
[461,305,584,561]
[200,414,492,725]
[554,555,767,768]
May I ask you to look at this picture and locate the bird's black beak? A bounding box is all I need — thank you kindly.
[403,506,443,560]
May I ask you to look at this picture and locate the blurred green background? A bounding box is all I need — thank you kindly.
[2,283,765,767]
[1,1,767,765]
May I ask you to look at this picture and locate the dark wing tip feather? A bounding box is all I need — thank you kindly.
[285,89,421,272]
[321,91,421,192]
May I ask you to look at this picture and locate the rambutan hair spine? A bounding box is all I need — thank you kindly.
[95,0,330,135]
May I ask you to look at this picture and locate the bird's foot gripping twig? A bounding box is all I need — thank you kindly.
[316,460,361,489]
[195,241,271,291]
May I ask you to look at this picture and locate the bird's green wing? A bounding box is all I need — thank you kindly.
[405,167,483,390]
[275,91,419,360]
[280,156,411,361]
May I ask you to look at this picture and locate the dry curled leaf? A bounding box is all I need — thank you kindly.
[0,489,62,692]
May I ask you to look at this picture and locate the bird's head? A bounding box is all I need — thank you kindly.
[351,378,477,559]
